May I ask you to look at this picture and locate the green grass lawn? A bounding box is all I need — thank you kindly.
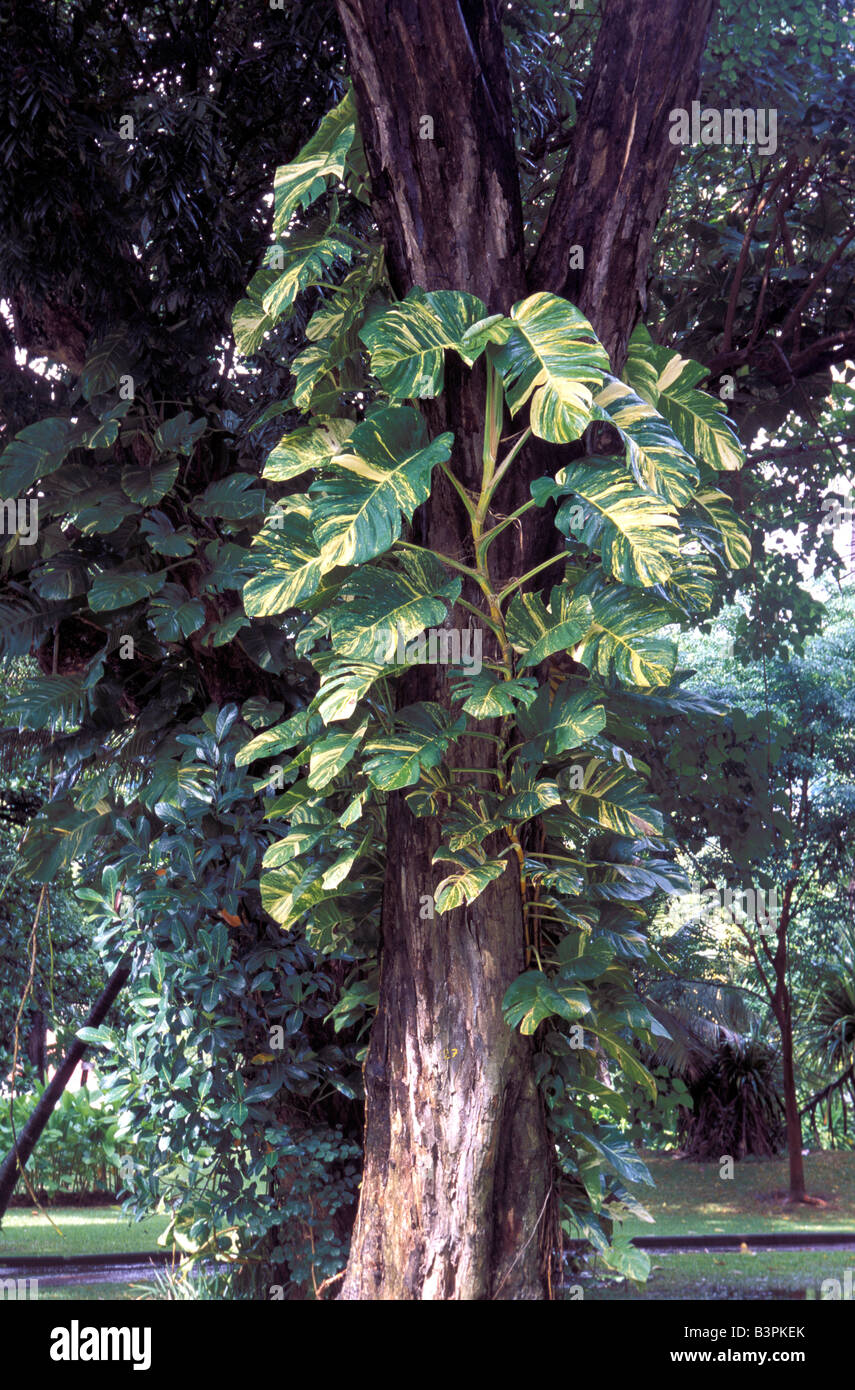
[581,1247,852,1300]
[622,1151,855,1238]
[0,1206,170,1259]
[31,1279,159,1302]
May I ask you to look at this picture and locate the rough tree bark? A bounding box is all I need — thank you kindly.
[333,0,718,1299]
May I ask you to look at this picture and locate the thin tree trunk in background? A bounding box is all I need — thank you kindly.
[334,0,719,1298]
[25,1009,46,1083]
[0,955,130,1217]
[780,1005,806,1200]
[772,883,807,1201]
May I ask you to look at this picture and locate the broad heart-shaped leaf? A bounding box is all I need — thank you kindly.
[362,702,466,790]
[625,324,745,472]
[433,855,508,913]
[193,473,266,521]
[574,577,677,688]
[560,757,663,838]
[87,568,167,612]
[260,858,331,930]
[329,550,461,661]
[121,459,179,505]
[260,224,354,322]
[516,687,606,763]
[273,91,357,237]
[244,511,324,617]
[540,460,681,588]
[686,487,752,569]
[154,411,206,456]
[307,721,368,790]
[263,417,355,482]
[652,556,717,616]
[359,288,488,399]
[79,331,132,400]
[311,406,453,573]
[492,293,609,442]
[232,287,275,357]
[505,586,593,668]
[503,969,591,1036]
[0,418,75,493]
[451,671,538,718]
[236,708,318,766]
[311,658,388,725]
[148,585,206,641]
[497,772,563,823]
[593,377,699,506]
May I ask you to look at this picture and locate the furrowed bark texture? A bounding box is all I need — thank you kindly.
[529,0,717,367]
[334,0,718,1299]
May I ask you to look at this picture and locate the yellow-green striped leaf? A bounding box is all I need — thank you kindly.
[311,406,452,573]
[359,288,489,399]
[492,293,609,442]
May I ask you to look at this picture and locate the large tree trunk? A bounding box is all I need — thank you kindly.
[334,0,718,1299]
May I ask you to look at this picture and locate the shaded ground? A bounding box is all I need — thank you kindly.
[621,1151,855,1239]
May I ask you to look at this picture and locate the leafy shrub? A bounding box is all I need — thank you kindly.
[0,1083,149,1198]
[678,1030,785,1159]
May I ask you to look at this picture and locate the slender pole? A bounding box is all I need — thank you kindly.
[0,953,131,1216]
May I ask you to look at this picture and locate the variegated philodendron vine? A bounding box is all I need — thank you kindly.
[232,93,751,1257]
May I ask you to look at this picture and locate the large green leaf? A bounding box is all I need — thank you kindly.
[232,286,276,357]
[236,709,316,766]
[310,406,452,572]
[497,772,563,822]
[625,325,745,471]
[88,568,167,612]
[505,586,593,668]
[574,579,677,688]
[194,473,266,521]
[121,459,179,505]
[0,418,75,493]
[593,377,699,505]
[272,91,357,237]
[329,550,461,660]
[433,855,507,913]
[359,288,488,399]
[537,461,681,587]
[244,511,324,617]
[79,332,132,400]
[154,412,206,456]
[503,969,591,1035]
[517,686,606,763]
[263,418,355,482]
[311,659,388,725]
[307,722,368,790]
[260,224,354,322]
[260,858,330,930]
[492,293,609,442]
[688,488,752,569]
[451,671,538,718]
[561,758,664,838]
[362,702,465,790]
